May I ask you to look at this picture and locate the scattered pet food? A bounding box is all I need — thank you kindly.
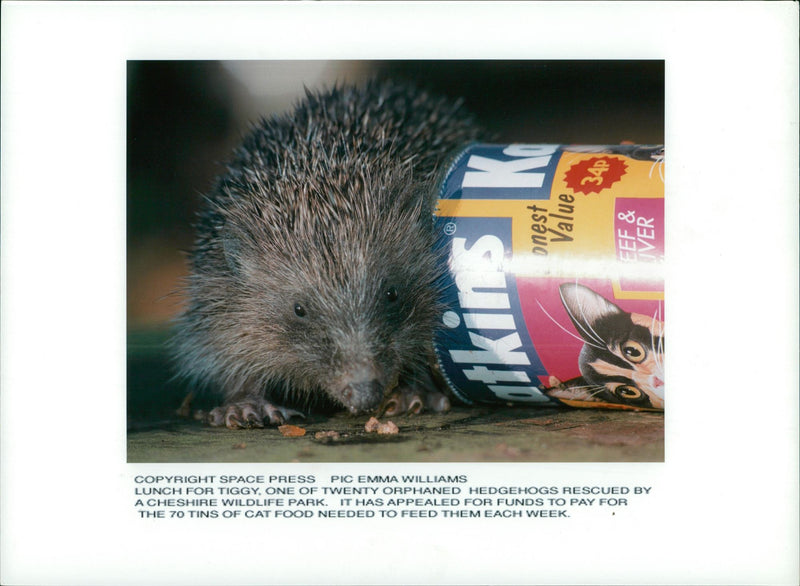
[314,430,341,442]
[377,421,399,435]
[278,424,306,437]
[365,417,399,435]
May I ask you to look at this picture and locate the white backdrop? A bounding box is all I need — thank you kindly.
[2,2,798,584]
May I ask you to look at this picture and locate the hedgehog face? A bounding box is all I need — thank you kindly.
[269,226,441,413]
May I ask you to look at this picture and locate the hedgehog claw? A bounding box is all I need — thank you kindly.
[425,391,451,413]
[406,395,424,415]
[242,404,265,427]
[206,408,225,427]
[379,395,403,418]
[224,411,244,429]
[379,386,450,417]
[207,400,304,429]
[264,404,305,425]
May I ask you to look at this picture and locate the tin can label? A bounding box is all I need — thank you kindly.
[433,144,665,411]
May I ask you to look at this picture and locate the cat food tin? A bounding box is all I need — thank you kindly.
[433,144,665,411]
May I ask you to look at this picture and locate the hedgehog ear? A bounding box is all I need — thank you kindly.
[395,163,436,219]
[412,175,439,220]
[221,223,243,275]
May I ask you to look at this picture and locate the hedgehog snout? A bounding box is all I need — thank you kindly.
[330,360,388,414]
[340,380,385,415]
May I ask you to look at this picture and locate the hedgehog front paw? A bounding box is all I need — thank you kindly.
[206,400,304,430]
[379,386,451,417]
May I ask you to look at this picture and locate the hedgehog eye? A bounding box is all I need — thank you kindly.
[621,340,646,363]
[385,286,398,303]
[293,302,307,318]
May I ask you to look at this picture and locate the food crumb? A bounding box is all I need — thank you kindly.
[365,417,399,435]
[232,442,247,449]
[314,430,341,443]
[364,417,381,433]
[278,424,306,437]
[377,421,399,435]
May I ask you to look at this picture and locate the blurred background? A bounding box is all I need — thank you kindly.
[127,60,664,328]
[126,60,664,422]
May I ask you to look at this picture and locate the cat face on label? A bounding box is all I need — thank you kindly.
[559,283,664,409]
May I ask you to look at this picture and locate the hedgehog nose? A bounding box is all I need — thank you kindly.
[342,379,385,414]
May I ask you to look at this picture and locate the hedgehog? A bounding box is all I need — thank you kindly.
[170,80,483,429]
